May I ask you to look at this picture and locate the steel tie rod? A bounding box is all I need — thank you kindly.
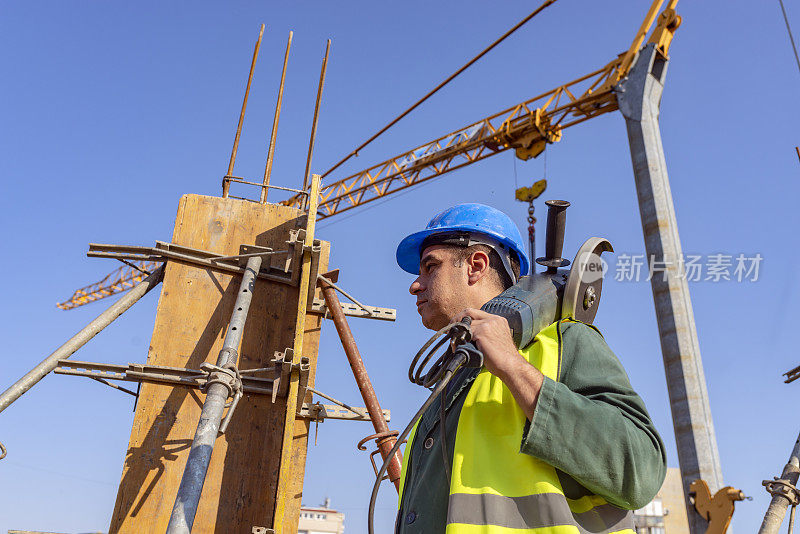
[166,256,262,533]
[0,265,165,414]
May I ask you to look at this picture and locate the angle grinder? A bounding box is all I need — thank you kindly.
[483,199,613,349]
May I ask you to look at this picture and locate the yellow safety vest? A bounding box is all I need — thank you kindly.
[399,319,635,534]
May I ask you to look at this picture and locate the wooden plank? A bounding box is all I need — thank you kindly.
[274,174,321,533]
[109,194,328,533]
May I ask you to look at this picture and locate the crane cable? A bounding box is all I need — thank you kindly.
[320,0,561,181]
[778,0,800,76]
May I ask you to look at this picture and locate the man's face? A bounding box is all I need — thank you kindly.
[409,245,467,331]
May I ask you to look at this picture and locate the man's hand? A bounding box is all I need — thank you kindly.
[460,308,545,420]
[459,308,521,377]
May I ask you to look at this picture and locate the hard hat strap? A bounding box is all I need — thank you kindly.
[421,232,517,284]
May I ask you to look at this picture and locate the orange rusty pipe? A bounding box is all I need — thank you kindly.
[318,277,402,491]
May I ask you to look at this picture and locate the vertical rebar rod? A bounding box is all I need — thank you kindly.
[223,24,265,198]
[0,265,165,414]
[166,256,263,534]
[260,31,294,203]
[759,432,800,534]
[301,40,331,211]
[319,278,402,491]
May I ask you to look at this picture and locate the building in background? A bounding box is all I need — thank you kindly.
[298,498,345,534]
[634,467,689,534]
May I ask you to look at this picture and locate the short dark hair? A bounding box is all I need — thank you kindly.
[452,244,521,290]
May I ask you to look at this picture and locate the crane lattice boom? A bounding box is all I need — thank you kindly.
[57,0,680,310]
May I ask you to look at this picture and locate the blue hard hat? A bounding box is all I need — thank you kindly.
[396,203,530,279]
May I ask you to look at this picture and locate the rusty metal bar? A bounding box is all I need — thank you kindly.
[318,276,402,491]
[225,176,308,196]
[223,24,265,198]
[0,265,165,414]
[261,31,293,203]
[301,40,331,211]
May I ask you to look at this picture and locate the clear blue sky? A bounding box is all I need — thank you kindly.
[1,1,798,532]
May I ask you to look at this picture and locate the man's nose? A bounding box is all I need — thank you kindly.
[409,277,423,295]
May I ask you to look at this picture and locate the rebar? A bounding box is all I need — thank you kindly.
[165,256,262,533]
[261,31,293,203]
[301,40,331,210]
[0,265,165,414]
[223,24,265,198]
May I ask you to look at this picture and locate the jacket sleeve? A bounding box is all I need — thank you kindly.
[519,321,667,509]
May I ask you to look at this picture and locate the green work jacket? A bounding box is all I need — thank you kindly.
[396,320,667,533]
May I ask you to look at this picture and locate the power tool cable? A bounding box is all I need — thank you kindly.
[368,317,480,534]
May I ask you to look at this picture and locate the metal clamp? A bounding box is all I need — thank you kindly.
[358,431,402,481]
[763,477,800,505]
[287,229,322,291]
[200,358,243,434]
[271,348,310,404]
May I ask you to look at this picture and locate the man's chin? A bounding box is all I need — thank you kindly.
[419,312,447,331]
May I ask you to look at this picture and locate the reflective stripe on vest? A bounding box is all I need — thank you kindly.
[445,319,634,533]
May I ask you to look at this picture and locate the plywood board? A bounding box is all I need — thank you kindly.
[109,194,328,533]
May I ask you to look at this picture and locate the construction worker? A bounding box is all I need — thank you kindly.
[394,203,666,533]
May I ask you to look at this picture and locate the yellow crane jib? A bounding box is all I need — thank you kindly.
[689,478,746,534]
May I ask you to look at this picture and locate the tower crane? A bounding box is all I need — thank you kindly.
[57,0,679,310]
[45,2,733,533]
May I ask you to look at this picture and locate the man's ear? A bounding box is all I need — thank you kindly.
[466,249,491,285]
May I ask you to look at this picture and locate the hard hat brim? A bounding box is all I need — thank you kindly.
[396,226,530,277]
[396,228,442,276]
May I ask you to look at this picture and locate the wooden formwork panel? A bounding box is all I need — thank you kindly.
[109,194,328,533]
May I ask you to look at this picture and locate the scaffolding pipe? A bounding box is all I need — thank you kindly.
[0,265,165,414]
[759,432,800,534]
[319,276,402,490]
[165,256,262,534]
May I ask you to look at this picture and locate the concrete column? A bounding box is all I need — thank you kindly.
[616,43,724,534]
